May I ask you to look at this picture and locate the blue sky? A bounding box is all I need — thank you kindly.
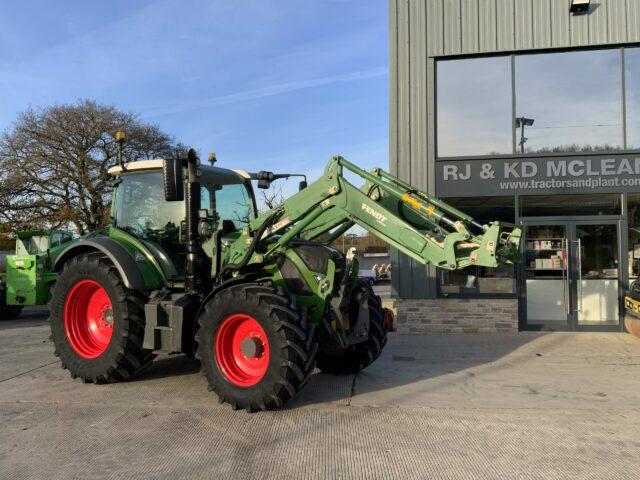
[0,1,389,194]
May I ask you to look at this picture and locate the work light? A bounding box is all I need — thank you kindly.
[569,0,590,14]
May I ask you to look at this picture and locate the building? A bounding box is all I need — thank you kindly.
[389,0,640,333]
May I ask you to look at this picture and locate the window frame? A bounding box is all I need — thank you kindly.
[435,44,640,161]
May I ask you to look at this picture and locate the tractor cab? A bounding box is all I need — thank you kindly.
[107,159,258,282]
[3,230,73,310]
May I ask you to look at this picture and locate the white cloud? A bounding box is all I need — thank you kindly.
[145,67,387,117]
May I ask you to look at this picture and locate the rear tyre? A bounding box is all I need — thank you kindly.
[317,280,388,375]
[0,284,22,320]
[196,282,317,412]
[49,253,154,383]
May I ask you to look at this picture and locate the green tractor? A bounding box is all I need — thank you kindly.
[0,230,74,320]
[46,149,521,411]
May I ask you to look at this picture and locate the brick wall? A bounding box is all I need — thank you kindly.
[394,298,518,334]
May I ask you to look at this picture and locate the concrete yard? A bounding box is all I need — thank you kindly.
[2,308,640,480]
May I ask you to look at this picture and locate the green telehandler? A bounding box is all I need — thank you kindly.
[0,230,75,320]
[46,148,521,411]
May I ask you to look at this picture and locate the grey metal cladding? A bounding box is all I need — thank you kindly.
[420,0,640,58]
[390,0,436,298]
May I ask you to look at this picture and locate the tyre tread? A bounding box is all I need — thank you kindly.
[49,253,155,383]
[196,282,317,411]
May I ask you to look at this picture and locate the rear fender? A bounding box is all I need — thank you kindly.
[53,237,162,291]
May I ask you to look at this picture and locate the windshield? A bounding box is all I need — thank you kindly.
[114,172,184,239]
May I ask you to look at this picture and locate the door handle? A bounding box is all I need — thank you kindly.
[562,238,569,315]
[574,238,582,312]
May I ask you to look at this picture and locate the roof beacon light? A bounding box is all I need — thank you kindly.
[115,131,126,169]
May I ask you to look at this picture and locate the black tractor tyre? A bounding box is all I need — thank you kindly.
[196,282,318,412]
[317,280,388,375]
[0,284,22,320]
[49,253,155,383]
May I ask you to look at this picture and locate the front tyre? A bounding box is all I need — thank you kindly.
[0,284,22,320]
[317,280,388,374]
[196,283,317,412]
[49,253,154,383]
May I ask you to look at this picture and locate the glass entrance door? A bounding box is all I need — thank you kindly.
[524,224,570,328]
[522,220,621,330]
[572,223,619,327]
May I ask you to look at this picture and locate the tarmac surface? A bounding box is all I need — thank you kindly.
[2,307,640,480]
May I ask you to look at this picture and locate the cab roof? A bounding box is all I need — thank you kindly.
[107,159,252,184]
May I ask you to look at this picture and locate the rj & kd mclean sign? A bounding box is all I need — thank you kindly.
[435,154,640,197]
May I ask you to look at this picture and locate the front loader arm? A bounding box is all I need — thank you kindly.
[228,156,521,271]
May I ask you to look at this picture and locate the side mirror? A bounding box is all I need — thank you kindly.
[163,158,184,201]
[257,171,275,189]
[299,180,307,191]
[257,179,271,189]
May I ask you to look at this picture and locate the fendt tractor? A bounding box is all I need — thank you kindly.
[43,147,521,411]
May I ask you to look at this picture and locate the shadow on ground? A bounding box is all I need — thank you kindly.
[5,307,638,412]
[3,308,640,480]
[105,327,553,409]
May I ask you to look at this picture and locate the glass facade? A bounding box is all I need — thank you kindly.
[519,194,622,217]
[628,193,640,280]
[437,47,638,158]
[515,50,622,154]
[438,196,516,296]
[434,46,637,325]
[627,47,640,149]
[436,57,512,157]
[438,194,625,298]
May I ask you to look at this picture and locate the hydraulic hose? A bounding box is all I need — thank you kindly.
[217,209,282,282]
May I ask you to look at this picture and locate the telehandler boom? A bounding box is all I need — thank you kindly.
[47,148,521,411]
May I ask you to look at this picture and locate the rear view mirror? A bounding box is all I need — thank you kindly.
[163,158,184,201]
[299,180,307,191]
[257,179,271,189]
[257,171,274,189]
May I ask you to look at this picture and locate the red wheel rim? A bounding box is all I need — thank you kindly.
[214,314,270,387]
[64,279,114,359]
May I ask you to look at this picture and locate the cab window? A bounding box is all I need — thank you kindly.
[214,183,253,230]
[113,171,186,277]
[50,233,62,248]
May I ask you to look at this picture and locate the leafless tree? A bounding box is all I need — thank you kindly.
[0,99,178,235]
[259,185,284,213]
